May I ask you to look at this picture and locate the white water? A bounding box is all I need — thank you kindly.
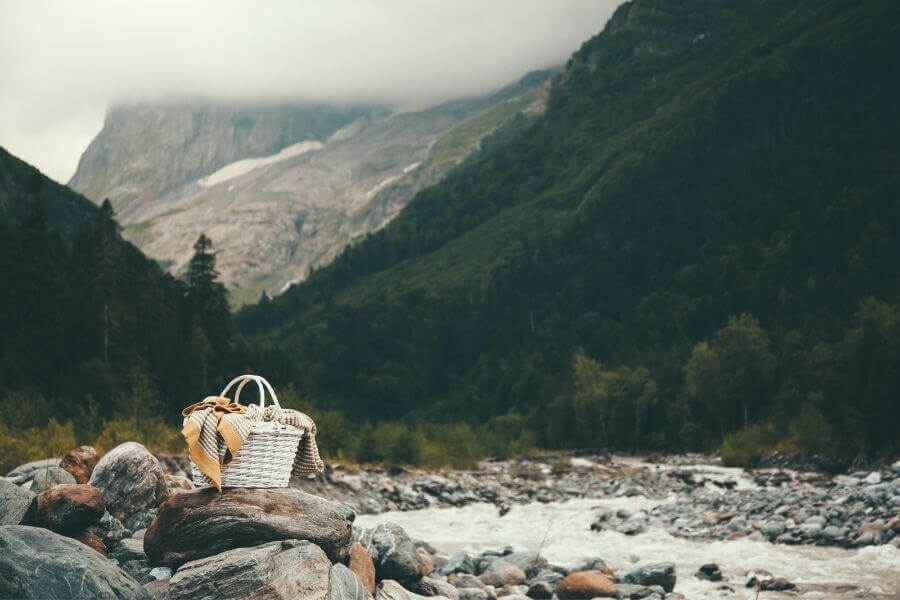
[357,493,900,599]
[198,140,324,187]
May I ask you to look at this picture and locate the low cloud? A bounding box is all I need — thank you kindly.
[0,0,620,183]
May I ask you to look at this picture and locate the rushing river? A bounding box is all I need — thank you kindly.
[357,460,900,599]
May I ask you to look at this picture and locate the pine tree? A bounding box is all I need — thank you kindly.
[186,234,231,389]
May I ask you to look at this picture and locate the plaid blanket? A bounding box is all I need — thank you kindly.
[182,397,324,490]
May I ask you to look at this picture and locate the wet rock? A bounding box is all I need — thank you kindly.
[349,541,377,595]
[60,445,100,484]
[145,487,353,567]
[695,562,722,581]
[556,570,616,598]
[622,563,676,593]
[29,466,77,493]
[24,483,105,535]
[0,478,34,526]
[329,563,369,600]
[167,539,331,600]
[356,522,426,582]
[89,442,169,519]
[407,576,460,599]
[761,577,795,591]
[525,581,553,598]
[0,524,150,599]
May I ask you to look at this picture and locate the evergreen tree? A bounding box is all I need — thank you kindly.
[186,234,231,389]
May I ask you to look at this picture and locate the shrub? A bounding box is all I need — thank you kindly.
[719,422,781,467]
[94,418,182,454]
[0,419,77,473]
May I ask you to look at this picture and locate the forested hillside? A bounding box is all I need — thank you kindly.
[238,0,900,461]
[0,149,244,462]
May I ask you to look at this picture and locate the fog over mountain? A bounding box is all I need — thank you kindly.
[0,0,620,183]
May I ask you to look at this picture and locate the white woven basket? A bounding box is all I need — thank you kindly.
[190,374,304,489]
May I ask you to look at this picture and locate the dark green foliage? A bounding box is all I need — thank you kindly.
[237,0,900,460]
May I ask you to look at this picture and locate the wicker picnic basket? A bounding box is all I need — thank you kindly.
[190,374,304,488]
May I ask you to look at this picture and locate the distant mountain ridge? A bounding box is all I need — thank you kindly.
[68,73,552,304]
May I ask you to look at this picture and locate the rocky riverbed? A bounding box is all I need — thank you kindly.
[1,445,898,599]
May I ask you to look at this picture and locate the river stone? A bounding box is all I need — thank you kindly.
[328,563,369,600]
[499,551,547,578]
[88,511,129,545]
[355,522,425,582]
[0,524,150,599]
[0,478,34,526]
[349,541,377,595]
[110,537,148,563]
[556,570,615,598]
[144,487,354,567]
[406,576,460,599]
[438,550,476,575]
[525,581,553,598]
[144,579,171,600]
[695,563,722,581]
[90,442,169,520]
[376,579,453,600]
[75,530,108,554]
[166,539,330,599]
[30,466,77,493]
[60,446,100,484]
[479,558,526,586]
[623,563,676,593]
[24,483,105,535]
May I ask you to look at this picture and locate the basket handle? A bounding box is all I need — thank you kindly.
[220,374,280,409]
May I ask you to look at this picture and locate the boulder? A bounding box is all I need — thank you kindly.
[24,483,105,535]
[167,539,330,600]
[329,563,369,600]
[622,563,676,593]
[60,446,100,484]
[695,562,722,582]
[90,442,169,520]
[0,478,34,526]
[5,458,59,483]
[356,522,425,582]
[556,570,615,598]
[479,558,526,587]
[144,487,354,567]
[0,525,150,599]
[406,576,460,599]
[349,541,377,595]
[29,466,77,493]
[376,579,452,600]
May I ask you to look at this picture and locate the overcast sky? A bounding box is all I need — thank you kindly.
[0,0,620,184]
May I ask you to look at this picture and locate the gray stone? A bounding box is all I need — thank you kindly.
[145,487,353,568]
[498,551,547,578]
[356,522,425,582]
[149,567,172,580]
[622,562,676,593]
[479,558,526,587]
[29,466,77,493]
[439,550,476,575]
[0,478,34,526]
[407,576,460,599]
[456,589,489,600]
[88,511,129,545]
[110,537,148,563]
[5,458,59,480]
[376,579,453,600]
[0,524,150,599]
[124,508,157,531]
[167,539,330,600]
[328,563,369,600]
[525,581,553,598]
[695,563,722,581]
[89,442,169,520]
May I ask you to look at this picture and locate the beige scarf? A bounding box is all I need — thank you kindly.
[182,397,324,490]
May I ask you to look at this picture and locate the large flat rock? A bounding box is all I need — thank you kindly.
[144,487,354,567]
[0,525,150,599]
[167,539,331,600]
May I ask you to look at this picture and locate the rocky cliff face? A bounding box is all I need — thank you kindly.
[68,74,550,304]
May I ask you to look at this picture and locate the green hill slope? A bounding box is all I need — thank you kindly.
[238,0,900,457]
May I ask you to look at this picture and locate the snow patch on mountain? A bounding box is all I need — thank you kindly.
[199,140,324,187]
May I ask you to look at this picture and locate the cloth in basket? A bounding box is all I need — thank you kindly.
[182,375,324,490]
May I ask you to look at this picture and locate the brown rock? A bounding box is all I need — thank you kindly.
[144,578,171,600]
[144,487,354,568]
[417,547,434,576]
[349,541,377,595]
[75,530,107,554]
[60,445,100,484]
[24,483,105,535]
[406,576,460,599]
[556,570,616,599]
